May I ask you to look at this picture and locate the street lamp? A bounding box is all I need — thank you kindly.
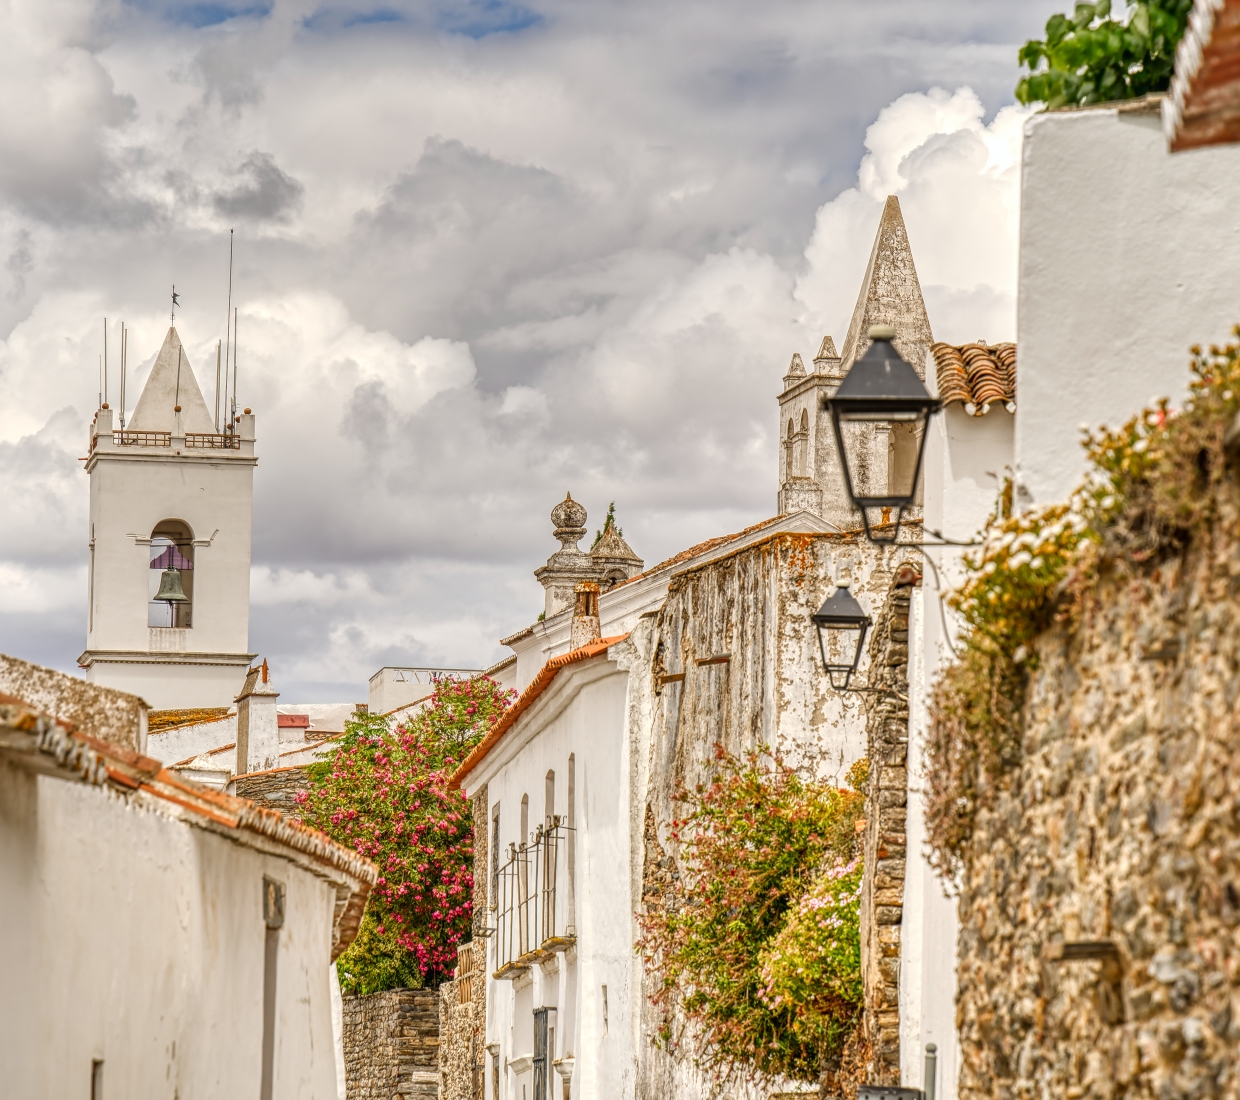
[811,582,871,691]
[823,324,941,543]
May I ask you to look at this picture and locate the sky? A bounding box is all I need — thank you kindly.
[0,0,1063,701]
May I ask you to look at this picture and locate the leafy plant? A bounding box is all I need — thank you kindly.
[759,859,863,1063]
[591,501,621,548]
[637,745,865,1086]
[300,676,514,990]
[1015,0,1191,109]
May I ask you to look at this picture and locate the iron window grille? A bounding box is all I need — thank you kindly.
[493,817,575,978]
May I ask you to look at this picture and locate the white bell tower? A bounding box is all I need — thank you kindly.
[80,327,257,710]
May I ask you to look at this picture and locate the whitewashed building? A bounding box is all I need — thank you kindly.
[446,197,938,1100]
[81,327,257,710]
[0,653,375,1099]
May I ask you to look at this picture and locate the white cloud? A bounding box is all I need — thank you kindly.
[0,1,1063,697]
[797,86,1033,351]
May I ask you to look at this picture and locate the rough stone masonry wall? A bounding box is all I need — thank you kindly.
[233,764,310,813]
[342,988,441,1099]
[956,532,1240,1100]
[437,785,490,1100]
[860,567,918,1086]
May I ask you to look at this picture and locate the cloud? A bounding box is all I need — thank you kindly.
[0,0,1063,700]
[797,86,1032,350]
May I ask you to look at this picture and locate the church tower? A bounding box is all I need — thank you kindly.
[79,328,257,710]
[777,195,934,529]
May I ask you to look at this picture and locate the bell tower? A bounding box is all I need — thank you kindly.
[79,327,257,710]
[777,194,933,528]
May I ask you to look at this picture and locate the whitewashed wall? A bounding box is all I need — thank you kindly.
[1016,102,1240,508]
[0,762,341,1099]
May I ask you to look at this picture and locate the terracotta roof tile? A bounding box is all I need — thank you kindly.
[149,707,231,733]
[932,341,1016,416]
[450,635,628,791]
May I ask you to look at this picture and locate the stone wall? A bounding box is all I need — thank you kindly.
[342,988,440,1100]
[234,764,310,813]
[955,532,1240,1099]
[860,566,919,1085]
[635,531,905,1098]
[437,785,490,1100]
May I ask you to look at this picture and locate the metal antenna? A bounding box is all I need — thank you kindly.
[215,340,222,432]
[120,323,127,428]
[103,318,108,407]
[171,285,180,327]
[232,306,238,426]
[98,354,102,410]
[223,229,233,432]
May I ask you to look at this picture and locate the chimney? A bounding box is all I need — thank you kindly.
[235,661,280,776]
[570,581,601,650]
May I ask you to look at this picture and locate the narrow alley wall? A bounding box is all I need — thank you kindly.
[955,531,1240,1098]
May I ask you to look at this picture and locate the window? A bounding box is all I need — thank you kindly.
[91,1060,104,1100]
[545,770,555,827]
[148,520,194,628]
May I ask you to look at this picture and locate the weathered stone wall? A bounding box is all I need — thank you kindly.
[860,566,919,1085]
[437,785,490,1100]
[635,531,905,1099]
[233,764,310,813]
[956,534,1240,1099]
[342,988,440,1099]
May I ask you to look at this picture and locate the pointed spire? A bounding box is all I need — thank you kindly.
[837,195,934,377]
[814,335,838,362]
[786,352,806,378]
[128,328,215,433]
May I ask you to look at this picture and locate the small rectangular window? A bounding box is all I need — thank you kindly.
[91,1060,104,1100]
[490,803,501,910]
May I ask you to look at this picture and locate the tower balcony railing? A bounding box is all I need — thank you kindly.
[185,432,242,449]
[114,430,172,448]
[493,818,575,979]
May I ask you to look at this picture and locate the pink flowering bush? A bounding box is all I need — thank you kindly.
[298,675,514,992]
[759,858,863,1059]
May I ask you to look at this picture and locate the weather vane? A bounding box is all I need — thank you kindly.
[171,284,180,327]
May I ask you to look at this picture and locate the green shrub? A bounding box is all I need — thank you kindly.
[1016,0,1191,109]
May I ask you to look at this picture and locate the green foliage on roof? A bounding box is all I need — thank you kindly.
[591,501,621,549]
[1015,0,1191,109]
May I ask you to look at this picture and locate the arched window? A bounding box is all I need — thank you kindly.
[149,520,194,628]
[545,770,556,827]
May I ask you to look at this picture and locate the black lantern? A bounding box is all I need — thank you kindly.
[812,582,871,691]
[823,324,941,543]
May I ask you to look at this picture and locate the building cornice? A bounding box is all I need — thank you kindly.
[84,450,258,472]
[78,649,257,668]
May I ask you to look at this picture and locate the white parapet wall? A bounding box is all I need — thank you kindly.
[1017,99,1240,509]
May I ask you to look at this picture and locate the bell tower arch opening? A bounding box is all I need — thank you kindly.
[149,520,194,629]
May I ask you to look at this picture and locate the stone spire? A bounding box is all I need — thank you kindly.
[129,327,215,433]
[813,335,841,374]
[837,195,934,377]
[590,522,643,590]
[534,493,602,619]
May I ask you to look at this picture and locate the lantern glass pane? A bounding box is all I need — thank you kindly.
[817,622,862,672]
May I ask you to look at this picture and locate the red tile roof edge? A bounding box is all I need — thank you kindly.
[449,635,630,792]
[0,698,376,960]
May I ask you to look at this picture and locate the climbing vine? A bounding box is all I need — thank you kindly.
[1016,0,1191,109]
[925,332,1240,876]
[637,747,866,1088]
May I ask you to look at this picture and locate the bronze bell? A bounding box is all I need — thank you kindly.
[154,567,189,603]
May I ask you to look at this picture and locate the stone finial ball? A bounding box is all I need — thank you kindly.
[551,492,587,531]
